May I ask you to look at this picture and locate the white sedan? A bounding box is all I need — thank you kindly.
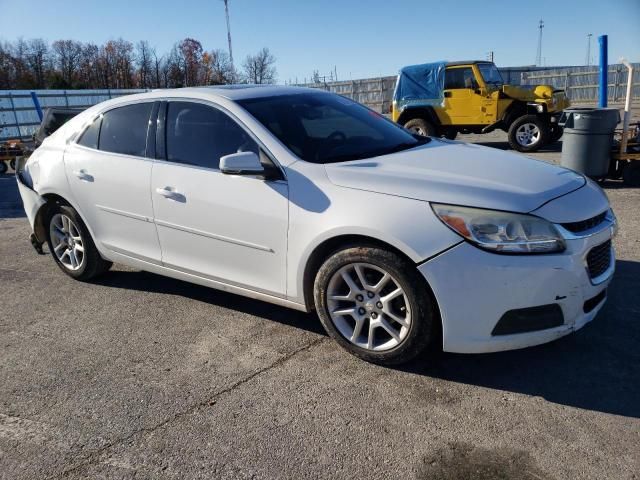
[16,86,616,365]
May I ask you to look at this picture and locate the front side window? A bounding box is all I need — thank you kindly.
[238,93,427,164]
[165,102,258,169]
[77,116,101,149]
[444,67,478,90]
[478,63,504,86]
[98,103,153,157]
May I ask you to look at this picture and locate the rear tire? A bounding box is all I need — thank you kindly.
[45,203,112,281]
[404,118,436,137]
[507,114,549,152]
[313,246,438,365]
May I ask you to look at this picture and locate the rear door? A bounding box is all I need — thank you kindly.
[64,101,162,263]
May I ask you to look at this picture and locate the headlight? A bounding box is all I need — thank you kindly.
[432,204,565,254]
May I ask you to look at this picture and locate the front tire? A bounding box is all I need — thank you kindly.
[403,118,436,137]
[313,246,437,365]
[45,203,112,281]
[508,114,549,152]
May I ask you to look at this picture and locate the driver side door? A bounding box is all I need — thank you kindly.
[442,66,486,125]
[151,100,289,297]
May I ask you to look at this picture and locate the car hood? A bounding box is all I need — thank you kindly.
[323,140,585,213]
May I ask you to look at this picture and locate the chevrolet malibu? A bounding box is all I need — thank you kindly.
[16,86,616,365]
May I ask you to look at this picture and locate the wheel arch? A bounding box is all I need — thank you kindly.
[396,107,441,128]
[302,233,444,350]
[33,192,96,248]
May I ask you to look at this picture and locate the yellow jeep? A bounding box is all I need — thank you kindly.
[392,61,570,152]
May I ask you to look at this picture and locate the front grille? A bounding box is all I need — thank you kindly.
[562,211,607,233]
[586,240,612,279]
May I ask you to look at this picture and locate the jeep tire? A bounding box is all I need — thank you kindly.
[404,118,436,137]
[508,114,550,152]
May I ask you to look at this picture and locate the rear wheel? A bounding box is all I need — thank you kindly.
[46,203,112,280]
[508,115,549,152]
[313,246,437,365]
[404,118,436,137]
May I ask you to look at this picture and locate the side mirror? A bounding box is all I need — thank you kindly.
[220,151,265,176]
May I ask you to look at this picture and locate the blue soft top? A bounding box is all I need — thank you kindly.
[393,61,446,110]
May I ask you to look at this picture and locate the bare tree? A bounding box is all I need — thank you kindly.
[136,40,154,89]
[242,47,276,84]
[25,39,50,88]
[52,39,83,87]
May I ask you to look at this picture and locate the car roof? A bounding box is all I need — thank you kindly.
[134,84,323,102]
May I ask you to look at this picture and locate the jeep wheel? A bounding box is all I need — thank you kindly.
[0,161,7,175]
[508,115,549,152]
[404,118,436,137]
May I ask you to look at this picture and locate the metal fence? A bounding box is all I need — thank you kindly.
[2,64,639,140]
[304,63,640,112]
[0,89,147,141]
[520,64,640,102]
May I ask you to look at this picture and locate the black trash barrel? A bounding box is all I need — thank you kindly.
[559,107,620,178]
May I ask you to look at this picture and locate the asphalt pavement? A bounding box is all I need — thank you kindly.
[1,137,639,479]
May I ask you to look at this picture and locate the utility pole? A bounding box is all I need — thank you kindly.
[536,19,544,66]
[222,0,234,74]
[586,33,593,66]
[487,51,494,62]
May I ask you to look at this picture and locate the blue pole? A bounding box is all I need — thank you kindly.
[598,35,608,108]
[30,91,44,121]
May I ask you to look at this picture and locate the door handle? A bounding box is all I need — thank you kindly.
[155,187,185,202]
[73,169,93,182]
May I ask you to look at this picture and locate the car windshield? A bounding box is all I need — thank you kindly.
[478,63,504,86]
[237,92,428,164]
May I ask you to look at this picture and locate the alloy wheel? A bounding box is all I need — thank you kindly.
[326,262,411,351]
[49,213,85,271]
[515,122,541,147]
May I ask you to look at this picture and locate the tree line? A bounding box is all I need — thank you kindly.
[0,37,277,90]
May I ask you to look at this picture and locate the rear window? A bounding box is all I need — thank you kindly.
[98,103,153,157]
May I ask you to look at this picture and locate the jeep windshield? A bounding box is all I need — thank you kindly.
[478,63,504,86]
[238,92,429,164]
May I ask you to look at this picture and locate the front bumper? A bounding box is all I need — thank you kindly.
[419,218,615,353]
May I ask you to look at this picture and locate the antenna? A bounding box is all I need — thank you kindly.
[536,19,544,66]
[222,0,234,72]
[586,33,593,66]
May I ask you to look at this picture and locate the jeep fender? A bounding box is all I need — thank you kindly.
[396,106,441,127]
[502,101,547,128]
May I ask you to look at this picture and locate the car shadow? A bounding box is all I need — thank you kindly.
[91,269,327,336]
[400,259,640,419]
[94,259,639,418]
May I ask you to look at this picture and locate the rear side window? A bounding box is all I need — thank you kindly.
[165,102,258,169]
[77,116,101,149]
[98,103,153,157]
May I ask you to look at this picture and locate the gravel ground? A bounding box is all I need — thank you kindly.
[0,134,639,480]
